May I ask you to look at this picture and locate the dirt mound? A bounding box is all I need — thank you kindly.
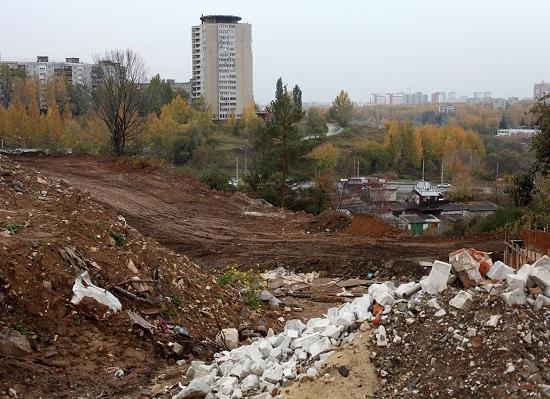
[344,213,403,238]
[0,155,286,398]
[306,210,351,233]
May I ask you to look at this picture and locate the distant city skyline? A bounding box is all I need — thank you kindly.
[1,0,548,104]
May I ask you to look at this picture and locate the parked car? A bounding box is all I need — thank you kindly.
[437,183,452,188]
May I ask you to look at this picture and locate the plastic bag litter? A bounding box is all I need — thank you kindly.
[71,270,122,317]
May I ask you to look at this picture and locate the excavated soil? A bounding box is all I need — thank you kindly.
[16,156,505,279]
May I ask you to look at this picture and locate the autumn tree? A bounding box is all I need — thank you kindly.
[89,49,146,156]
[328,90,354,127]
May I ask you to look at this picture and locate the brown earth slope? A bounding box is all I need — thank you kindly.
[17,155,505,279]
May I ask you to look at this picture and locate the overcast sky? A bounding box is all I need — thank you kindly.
[1,0,548,103]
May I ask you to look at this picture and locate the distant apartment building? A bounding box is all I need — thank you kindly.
[0,55,100,109]
[389,92,404,105]
[370,93,387,105]
[165,79,192,97]
[483,91,492,100]
[191,15,253,120]
[431,92,446,104]
[533,81,550,100]
[404,92,428,105]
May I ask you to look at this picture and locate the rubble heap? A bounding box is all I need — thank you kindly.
[0,155,272,398]
[172,250,550,399]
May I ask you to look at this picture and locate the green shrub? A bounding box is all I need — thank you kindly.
[200,168,233,191]
[473,208,523,232]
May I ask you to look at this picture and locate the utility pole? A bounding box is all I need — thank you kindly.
[236,156,239,180]
[422,156,425,181]
[440,159,444,185]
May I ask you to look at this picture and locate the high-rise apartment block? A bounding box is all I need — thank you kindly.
[534,81,550,100]
[191,15,253,120]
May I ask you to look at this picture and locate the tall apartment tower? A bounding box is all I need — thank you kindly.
[191,15,253,120]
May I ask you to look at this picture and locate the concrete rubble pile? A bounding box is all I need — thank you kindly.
[173,251,550,399]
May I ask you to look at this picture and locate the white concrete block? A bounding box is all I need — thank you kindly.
[284,319,306,339]
[261,365,284,384]
[353,294,373,322]
[487,261,515,282]
[449,290,473,310]
[305,317,331,333]
[240,374,259,394]
[308,337,332,358]
[530,266,550,288]
[321,325,344,340]
[255,338,273,359]
[420,260,452,295]
[501,288,527,306]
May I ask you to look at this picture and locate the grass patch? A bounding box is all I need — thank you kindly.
[12,322,31,336]
[3,223,23,234]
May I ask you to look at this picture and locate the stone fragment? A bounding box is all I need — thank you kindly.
[534,294,550,310]
[506,263,533,290]
[306,367,317,378]
[484,315,500,327]
[321,325,343,340]
[338,365,349,377]
[501,288,527,307]
[216,328,239,350]
[376,325,388,347]
[420,261,452,294]
[449,290,473,310]
[0,327,32,357]
[434,309,446,317]
[426,298,441,309]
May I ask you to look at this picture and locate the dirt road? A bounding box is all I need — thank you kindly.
[17,156,505,278]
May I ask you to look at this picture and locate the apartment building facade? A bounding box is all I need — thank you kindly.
[0,56,99,109]
[191,15,253,120]
[534,81,550,100]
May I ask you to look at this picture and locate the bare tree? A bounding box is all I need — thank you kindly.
[89,49,146,156]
